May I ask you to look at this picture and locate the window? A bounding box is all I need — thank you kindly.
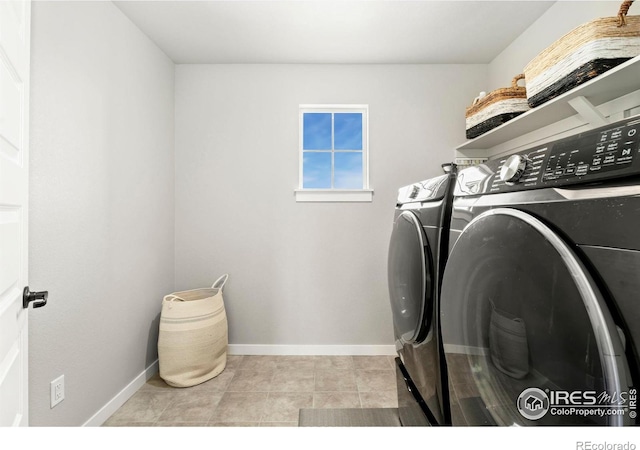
[296,105,372,202]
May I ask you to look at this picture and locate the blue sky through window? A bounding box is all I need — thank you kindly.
[334,113,362,150]
[303,152,332,188]
[302,110,364,189]
[303,113,332,150]
[334,152,363,189]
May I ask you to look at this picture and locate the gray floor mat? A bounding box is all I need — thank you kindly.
[298,408,401,427]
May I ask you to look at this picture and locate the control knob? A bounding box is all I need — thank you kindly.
[499,154,529,184]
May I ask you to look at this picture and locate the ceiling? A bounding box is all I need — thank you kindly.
[114,0,555,64]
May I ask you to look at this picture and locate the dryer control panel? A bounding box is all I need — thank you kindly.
[456,116,640,196]
[397,173,450,204]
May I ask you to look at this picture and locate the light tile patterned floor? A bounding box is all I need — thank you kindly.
[103,355,398,427]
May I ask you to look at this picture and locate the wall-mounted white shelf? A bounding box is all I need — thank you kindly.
[455,55,640,158]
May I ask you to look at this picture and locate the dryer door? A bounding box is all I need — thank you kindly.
[441,208,634,426]
[388,211,433,345]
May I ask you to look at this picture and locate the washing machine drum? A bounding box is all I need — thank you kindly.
[441,208,635,426]
[388,211,433,345]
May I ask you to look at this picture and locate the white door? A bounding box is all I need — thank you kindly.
[0,0,32,427]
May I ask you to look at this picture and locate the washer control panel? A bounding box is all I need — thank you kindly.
[470,116,640,195]
[499,154,530,184]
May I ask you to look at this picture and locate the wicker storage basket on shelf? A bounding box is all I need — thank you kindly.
[465,74,530,139]
[523,0,640,108]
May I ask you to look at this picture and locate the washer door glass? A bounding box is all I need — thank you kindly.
[441,208,633,426]
[388,211,433,344]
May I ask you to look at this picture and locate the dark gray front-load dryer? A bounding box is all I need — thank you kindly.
[388,170,456,426]
[441,116,640,426]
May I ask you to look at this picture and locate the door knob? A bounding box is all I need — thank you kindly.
[23,286,48,309]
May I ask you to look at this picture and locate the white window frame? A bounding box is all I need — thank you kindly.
[295,104,373,203]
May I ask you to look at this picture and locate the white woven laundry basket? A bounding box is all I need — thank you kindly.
[158,274,229,387]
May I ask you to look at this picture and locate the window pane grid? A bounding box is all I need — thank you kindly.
[331,150,335,189]
[300,107,367,190]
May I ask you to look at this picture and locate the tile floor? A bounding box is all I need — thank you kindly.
[103,355,398,427]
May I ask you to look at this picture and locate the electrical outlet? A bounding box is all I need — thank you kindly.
[50,375,64,408]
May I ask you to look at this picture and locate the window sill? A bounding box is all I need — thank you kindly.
[294,189,374,203]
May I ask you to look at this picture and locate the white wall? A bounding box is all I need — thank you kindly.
[488,1,620,91]
[29,2,175,426]
[174,64,486,351]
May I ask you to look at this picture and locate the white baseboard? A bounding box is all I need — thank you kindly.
[82,359,159,427]
[228,344,396,356]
